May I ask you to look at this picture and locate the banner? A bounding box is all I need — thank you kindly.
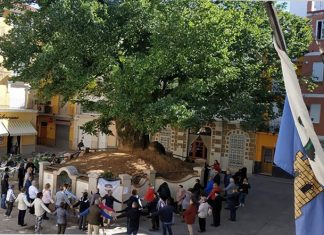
[97,178,120,196]
[273,40,324,235]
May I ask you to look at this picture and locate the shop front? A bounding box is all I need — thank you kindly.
[0,110,37,155]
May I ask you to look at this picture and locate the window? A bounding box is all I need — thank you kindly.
[312,62,324,82]
[313,1,324,11]
[317,20,324,40]
[262,148,274,163]
[9,86,26,108]
[228,134,246,168]
[159,128,171,151]
[310,104,321,123]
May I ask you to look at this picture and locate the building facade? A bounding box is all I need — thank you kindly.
[0,17,37,155]
[299,2,324,146]
[153,121,256,174]
[36,96,117,150]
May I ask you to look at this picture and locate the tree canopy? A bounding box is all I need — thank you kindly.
[0,0,312,147]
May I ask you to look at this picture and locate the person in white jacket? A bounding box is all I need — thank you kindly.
[5,184,16,217]
[198,196,209,233]
[15,187,31,226]
[32,192,52,234]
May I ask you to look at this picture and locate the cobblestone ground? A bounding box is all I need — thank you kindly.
[0,174,294,235]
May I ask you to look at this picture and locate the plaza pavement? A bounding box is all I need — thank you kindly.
[0,174,294,235]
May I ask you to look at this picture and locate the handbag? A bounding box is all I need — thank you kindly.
[208,208,212,216]
[48,203,56,211]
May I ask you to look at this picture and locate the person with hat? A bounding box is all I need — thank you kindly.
[5,184,16,217]
[73,190,90,231]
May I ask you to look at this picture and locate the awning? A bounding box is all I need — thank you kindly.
[0,119,37,136]
[0,122,8,136]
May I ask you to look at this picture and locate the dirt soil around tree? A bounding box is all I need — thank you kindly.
[61,149,196,180]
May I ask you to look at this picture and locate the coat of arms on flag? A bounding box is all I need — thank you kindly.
[273,41,324,235]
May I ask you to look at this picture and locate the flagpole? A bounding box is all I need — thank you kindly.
[264,2,287,52]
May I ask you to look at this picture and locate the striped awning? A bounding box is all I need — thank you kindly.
[0,119,37,136]
[0,122,8,136]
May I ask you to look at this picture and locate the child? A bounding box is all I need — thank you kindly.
[5,185,16,217]
[183,198,197,235]
[198,196,209,232]
[239,178,251,207]
[54,202,68,234]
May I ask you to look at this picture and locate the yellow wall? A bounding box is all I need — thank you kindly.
[51,96,60,114]
[255,132,278,162]
[0,136,7,147]
[0,85,9,106]
[22,135,36,145]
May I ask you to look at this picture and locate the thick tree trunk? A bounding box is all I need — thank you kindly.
[115,120,150,151]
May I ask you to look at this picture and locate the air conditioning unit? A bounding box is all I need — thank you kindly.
[37,105,45,113]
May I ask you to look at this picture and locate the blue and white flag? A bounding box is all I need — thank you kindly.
[273,41,324,235]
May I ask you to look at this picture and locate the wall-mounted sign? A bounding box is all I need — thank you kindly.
[0,114,19,119]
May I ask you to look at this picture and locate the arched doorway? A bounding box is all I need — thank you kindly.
[190,136,208,159]
[56,171,72,189]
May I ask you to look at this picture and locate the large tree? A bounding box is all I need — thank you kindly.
[0,1,312,149]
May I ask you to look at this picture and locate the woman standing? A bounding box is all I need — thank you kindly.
[42,183,54,220]
[181,189,192,213]
[183,198,198,235]
[15,187,31,226]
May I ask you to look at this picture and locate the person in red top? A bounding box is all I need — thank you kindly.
[213,160,221,173]
[183,198,198,235]
[144,183,155,203]
[208,183,221,200]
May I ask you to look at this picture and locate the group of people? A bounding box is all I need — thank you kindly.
[0,158,251,235]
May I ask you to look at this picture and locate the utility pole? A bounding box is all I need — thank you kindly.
[264,1,287,52]
[265,1,324,63]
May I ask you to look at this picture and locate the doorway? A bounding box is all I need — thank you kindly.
[190,136,208,159]
[261,147,274,174]
[7,136,21,155]
[39,122,47,145]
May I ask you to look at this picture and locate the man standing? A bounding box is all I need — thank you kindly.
[73,191,90,231]
[80,199,113,235]
[28,180,39,214]
[5,184,16,217]
[125,202,141,235]
[227,188,240,222]
[155,198,174,235]
[18,163,25,191]
[25,159,35,176]
[78,140,84,151]
[55,186,72,209]
[32,192,52,234]
[1,172,9,209]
